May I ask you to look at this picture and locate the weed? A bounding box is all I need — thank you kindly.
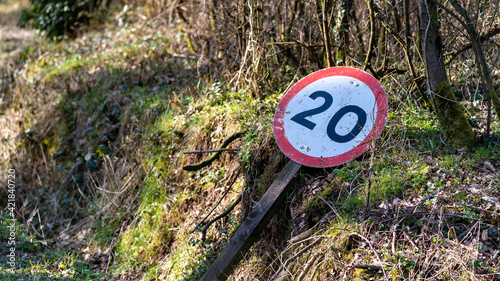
[0,212,101,280]
[3,0,500,280]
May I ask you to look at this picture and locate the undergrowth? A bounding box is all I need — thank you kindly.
[1,0,500,280]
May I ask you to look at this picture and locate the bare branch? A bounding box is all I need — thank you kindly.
[445,26,500,64]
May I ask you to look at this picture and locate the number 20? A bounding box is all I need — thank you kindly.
[290,91,367,143]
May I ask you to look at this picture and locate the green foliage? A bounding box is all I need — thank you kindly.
[4,0,500,279]
[18,0,107,39]
[0,212,101,280]
[181,214,239,281]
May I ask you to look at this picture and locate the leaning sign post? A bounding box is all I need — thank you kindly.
[201,67,387,280]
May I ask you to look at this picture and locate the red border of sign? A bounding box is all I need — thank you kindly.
[273,67,388,168]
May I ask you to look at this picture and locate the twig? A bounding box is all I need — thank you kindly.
[387,211,500,223]
[308,260,323,281]
[289,211,335,244]
[415,195,500,217]
[444,26,500,64]
[289,228,314,244]
[413,195,433,213]
[297,251,322,281]
[284,238,322,271]
[352,232,388,279]
[92,167,140,219]
[276,238,323,281]
[39,143,49,175]
[457,221,479,242]
[274,213,334,279]
[375,8,424,98]
[363,0,376,72]
[201,194,242,242]
[392,230,397,254]
[402,231,419,251]
[184,148,240,154]
[182,131,245,171]
[364,140,376,217]
[318,197,342,221]
[354,264,382,271]
[195,171,240,232]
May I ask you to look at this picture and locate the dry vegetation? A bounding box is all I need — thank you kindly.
[0,0,500,280]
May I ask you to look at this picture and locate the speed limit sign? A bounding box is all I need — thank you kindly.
[273,67,388,168]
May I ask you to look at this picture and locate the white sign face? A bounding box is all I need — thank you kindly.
[274,67,388,168]
[283,75,376,157]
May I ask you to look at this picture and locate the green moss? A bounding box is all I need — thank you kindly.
[432,81,474,148]
[354,268,378,280]
[304,187,337,224]
[374,167,407,200]
[489,89,500,121]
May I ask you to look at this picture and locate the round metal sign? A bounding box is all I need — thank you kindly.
[273,67,388,168]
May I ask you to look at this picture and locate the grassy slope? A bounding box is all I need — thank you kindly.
[1,2,500,281]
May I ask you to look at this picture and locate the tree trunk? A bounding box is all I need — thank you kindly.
[337,0,353,65]
[447,0,500,137]
[418,0,474,148]
[317,0,334,68]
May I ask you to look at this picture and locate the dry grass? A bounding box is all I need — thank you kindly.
[226,166,500,280]
[1,0,499,280]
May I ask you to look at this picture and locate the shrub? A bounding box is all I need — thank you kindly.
[18,0,110,40]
